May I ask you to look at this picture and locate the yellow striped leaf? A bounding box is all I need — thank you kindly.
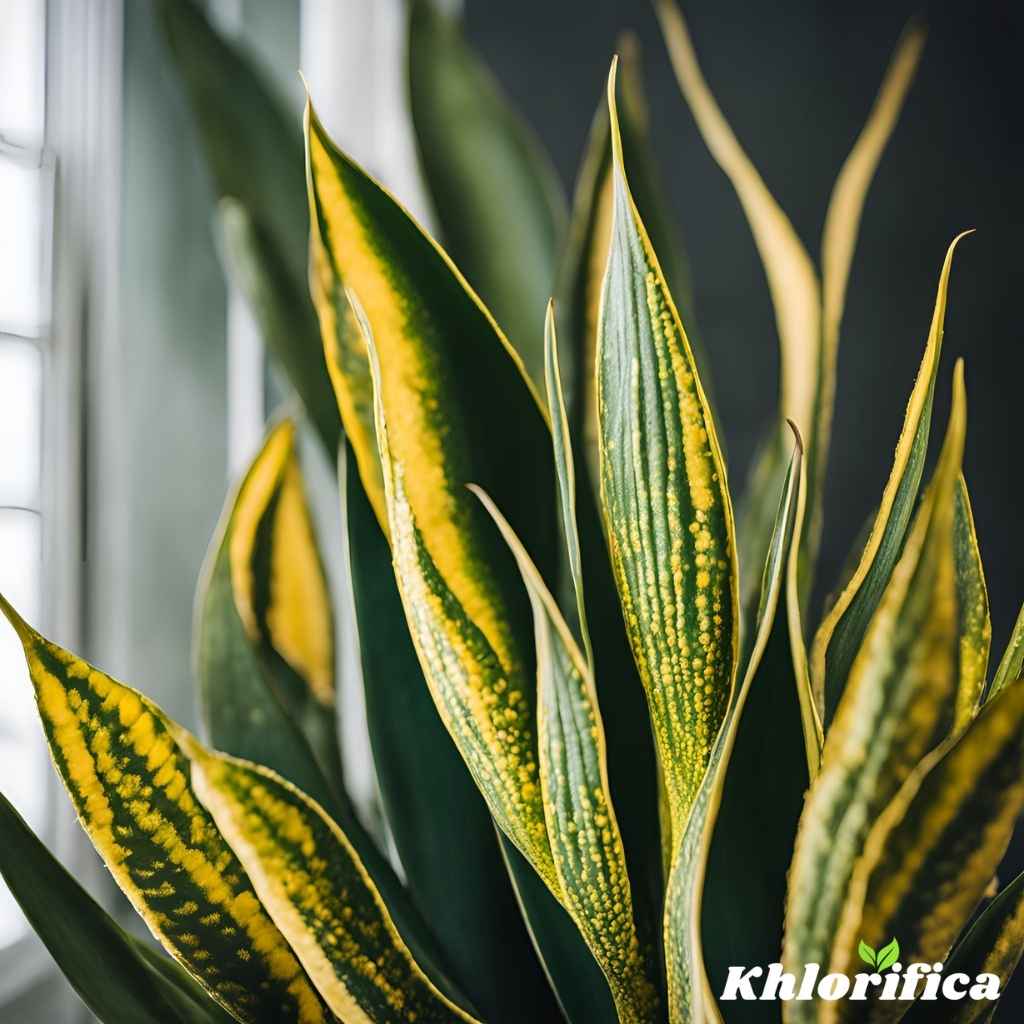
[471,485,660,1024]
[597,57,739,854]
[783,363,967,1024]
[907,868,1024,1022]
[655,0,923,618]
[196,417,342,811]
[810,235,969,722]
[665,427,803,1024]
[953,474,991,730]
[989,600,1024,701]
[0,594,330,1024]
[183,740,481,1024]
[828,680,1024,1024]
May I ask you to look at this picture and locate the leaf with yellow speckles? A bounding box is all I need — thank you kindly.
[597,57,739,858]
[989,601,1024,702]
[307,71,563,891]
[183,739,482,1024]
[953,474,991,731]
[810,234,969,725]
[0,790,236,1024]
[557,32,712,491]
[783,363,967,1024]
[828,680,1024,1024]
[155,0,340,457]
[197,417,343,808]
[665,426,802,1024]
[655,0,924,623]
[0,595,332,1024]
[408,0,566,389]
[472,484,660,1024]
[906,868,1024,1022]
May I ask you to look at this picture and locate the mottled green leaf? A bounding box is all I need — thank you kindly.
[0,594,331,1024]
[811,235,969,723]
[183,738,481,1024]
[0,790,235,1024]
[597,57,738,855]
[408,0,566,387]
[156,0,338,454]
[989,602,1024,702]
[953,474,991,729]
[666,429,802,1023]
[829,680,1024,1023]
[783,363,967,1024]
[343,445,561,1023]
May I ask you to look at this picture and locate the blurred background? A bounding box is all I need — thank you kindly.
[0,0,1020,1019]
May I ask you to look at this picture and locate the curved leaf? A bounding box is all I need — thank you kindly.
[989,601,1024,702]
[829,680,1024,1023]
[665,428,802,1023]
[197,418,342,806]
[783,362,967,1024]
[0,594,331,1024]
[953,474,991,729]
[306,93,561,892]
[155,0,338,454]
[344,445,561,1022]
[0,790,235,1024]
[472,485,660,1023]
[810,235,969,722]
[655,1,923,616]
[183,738,481,1024]
[408,0,566,387]
[597,57,738,854]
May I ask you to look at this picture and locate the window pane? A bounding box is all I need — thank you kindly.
[0,0,46,149]
[0,509,45,950]
[0,157,44,335]
[0,340,42,508]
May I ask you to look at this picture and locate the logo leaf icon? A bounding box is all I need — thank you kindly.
[858,940,877,968]
[876,938,901,972]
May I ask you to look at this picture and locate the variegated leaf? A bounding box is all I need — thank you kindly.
[783,362,967,1024]
[665,427,803,1024]
[989,601,1024,701]
[183,740,481,1024]
[0,790,235,1024]
[810,235,969,722]
[828,680,1024,1023]
[197,417,342,806]
[596,57,738,854]
[408,0,566,388]
[953,474,991,730]
[472,485,659,1023]
[0,594,331,1024]
[655,0,924,619]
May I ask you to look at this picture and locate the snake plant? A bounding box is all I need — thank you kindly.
[2,2,1022,1022]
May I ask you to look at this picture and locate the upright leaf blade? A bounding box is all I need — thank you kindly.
[665,430,802,1024]
[183,739,481,1024]
[829,681,1024,1024]
[989,601,1024,701]
[783,363,967,1024]
[953,474,991,729]
[408,0,566,387]
[597,57,739,853]
[0,791,235,1024]
[0,595,331,1024]
[810,235,969,722]
[473,485,660,1023]
[344,445,561,1023]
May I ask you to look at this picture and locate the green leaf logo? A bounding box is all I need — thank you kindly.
[858,940,877,968]
[876,938,901,972]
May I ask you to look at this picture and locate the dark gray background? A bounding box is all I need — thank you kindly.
[464,0,1024,1008]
